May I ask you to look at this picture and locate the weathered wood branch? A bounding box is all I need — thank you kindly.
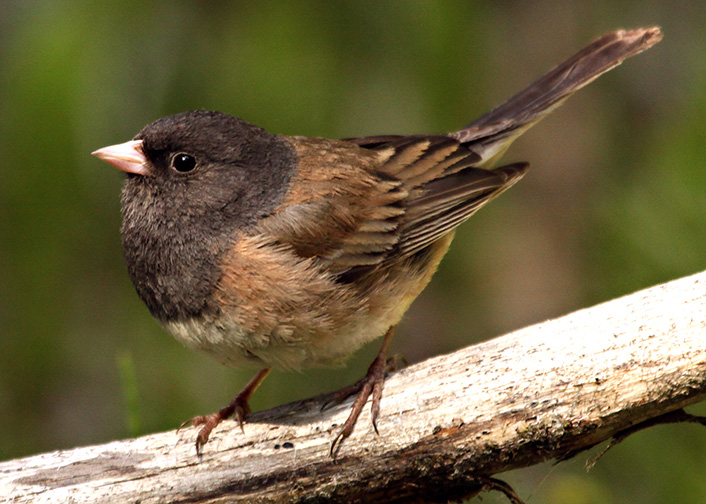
[3,270,706,503]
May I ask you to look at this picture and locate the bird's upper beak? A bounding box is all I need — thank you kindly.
[92,139,150,176]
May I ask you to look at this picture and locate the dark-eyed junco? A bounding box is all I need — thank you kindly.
[93,28,661,457]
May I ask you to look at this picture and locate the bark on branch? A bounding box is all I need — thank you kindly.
[3,270,706,503]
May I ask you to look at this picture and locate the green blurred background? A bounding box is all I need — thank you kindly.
[1,1,705,502]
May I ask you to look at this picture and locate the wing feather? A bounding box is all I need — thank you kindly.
[257,135,526,275]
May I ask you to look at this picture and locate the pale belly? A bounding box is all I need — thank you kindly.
[163,300,402,371]
[164,232,454,371]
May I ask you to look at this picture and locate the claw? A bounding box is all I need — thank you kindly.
[328,327,398,458]
[177,368,271,456]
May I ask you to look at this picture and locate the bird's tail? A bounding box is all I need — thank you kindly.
[451,27,662,166]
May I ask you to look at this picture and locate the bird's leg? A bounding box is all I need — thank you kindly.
[180,367,271,456]
[328,326,398,458]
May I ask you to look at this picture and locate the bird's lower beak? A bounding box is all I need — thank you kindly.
[92,139,149,176]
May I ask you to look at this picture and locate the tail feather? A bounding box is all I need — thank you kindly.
[451,27,662,165]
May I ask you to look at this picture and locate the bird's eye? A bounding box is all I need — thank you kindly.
[171,153,197,173]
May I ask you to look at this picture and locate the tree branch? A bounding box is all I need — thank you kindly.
[3,270,706,503]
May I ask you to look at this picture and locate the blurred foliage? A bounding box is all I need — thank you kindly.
[1,1,705,502]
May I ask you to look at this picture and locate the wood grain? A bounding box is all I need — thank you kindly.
[3,268,706,503]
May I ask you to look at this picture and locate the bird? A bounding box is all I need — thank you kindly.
[92,27,661,457]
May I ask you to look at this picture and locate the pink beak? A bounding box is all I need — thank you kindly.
[92,139,150,176]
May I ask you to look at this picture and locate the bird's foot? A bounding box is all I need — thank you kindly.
[178,367,271,457]
[326,350,401,458]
